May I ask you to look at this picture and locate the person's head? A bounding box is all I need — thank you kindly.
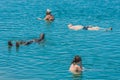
[46,9,51,15]
[72,55,82,64]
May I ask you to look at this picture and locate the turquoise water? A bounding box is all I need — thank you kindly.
[0,0,120,80]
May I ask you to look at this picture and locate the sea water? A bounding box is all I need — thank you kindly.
[0,0,120,80]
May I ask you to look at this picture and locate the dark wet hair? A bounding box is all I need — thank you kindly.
[8,41,13,46]
[72,55,82,64]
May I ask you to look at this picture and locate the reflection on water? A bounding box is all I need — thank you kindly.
[8,46,12,53]
[16,47,19,52]
[72,72,83,80]
[8,44,19,53]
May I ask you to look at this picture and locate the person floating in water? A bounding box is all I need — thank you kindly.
[7,33,45,49]
[44,9,54,21]
[69,55,82,74]
[68,24,112,31]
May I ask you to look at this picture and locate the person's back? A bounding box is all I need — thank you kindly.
[45,14,54,21]
[69,55,82,74]
[69,63,82,74]
[44,9,54,21]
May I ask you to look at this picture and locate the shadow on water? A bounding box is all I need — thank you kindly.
[38,40,46,46]
[72,72,83,80]
[8,46,12,53]
[45,21,53,26]
[8,46,19,53]
[16,47,19,52]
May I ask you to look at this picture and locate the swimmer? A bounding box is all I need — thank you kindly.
[69,55,82,74]
[8,41,13,47]
[68,24,113,31]
[44,9,54,21]
[68,24,84,30]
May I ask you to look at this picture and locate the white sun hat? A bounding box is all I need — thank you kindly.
[46,9,51,13]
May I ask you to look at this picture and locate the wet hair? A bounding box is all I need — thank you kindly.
[72,55,82,64]
[8,41,13,46]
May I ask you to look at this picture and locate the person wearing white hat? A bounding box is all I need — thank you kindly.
[44,9,54,21]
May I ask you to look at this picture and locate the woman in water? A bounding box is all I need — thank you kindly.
[68,24,112,31]
[44,9,54,21]
[69,55,82,74]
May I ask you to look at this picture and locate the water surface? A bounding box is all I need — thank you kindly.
[0,0,120,80]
